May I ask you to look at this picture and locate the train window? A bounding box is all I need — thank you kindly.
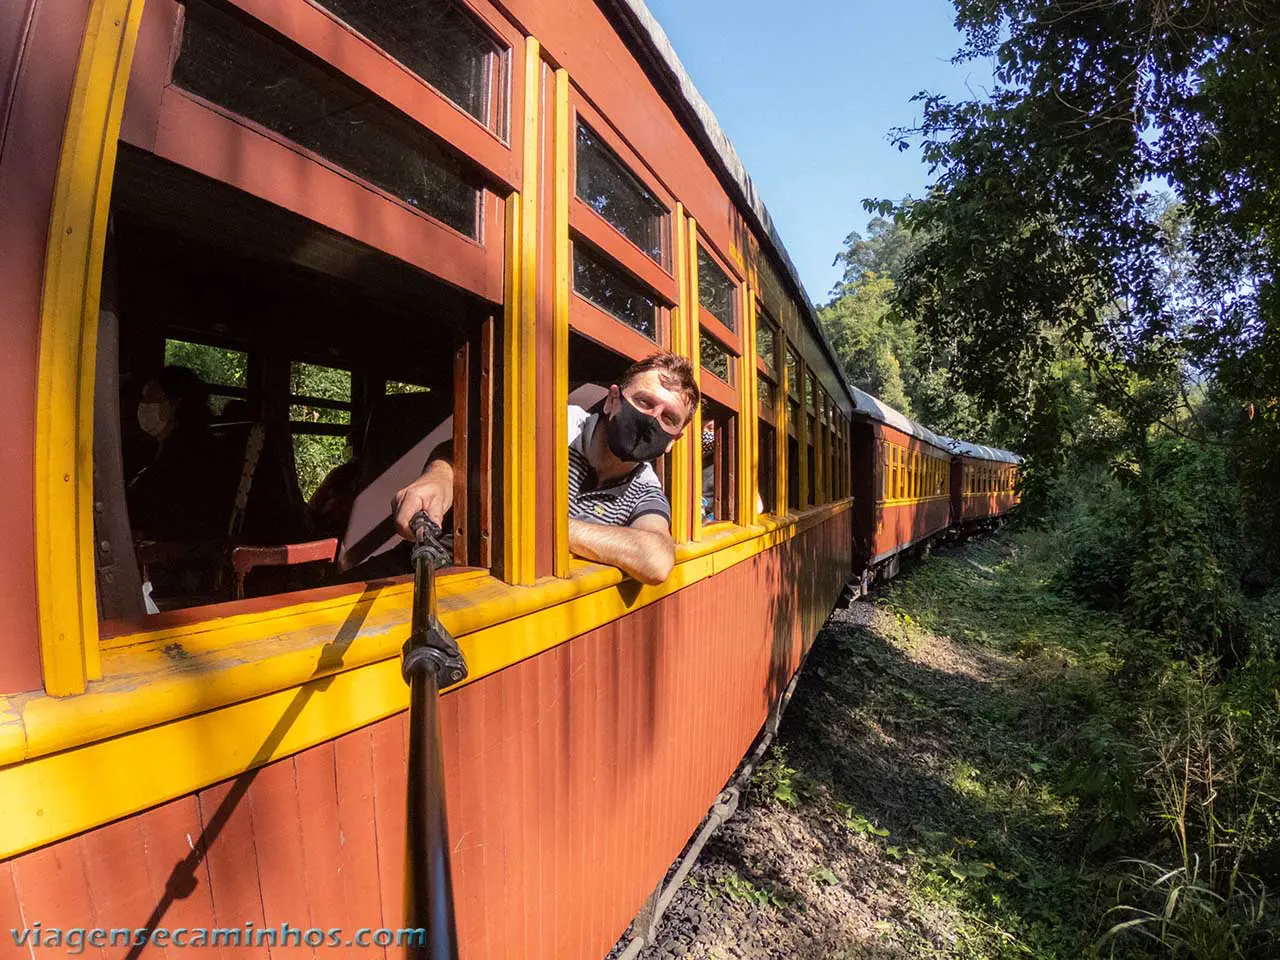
[758,377,776,415]
[700,330,733,384]
[697,246,736,333]
[806,416,816,507]
[787,435,800,510]
[172,0,482,238]
[94,149,494,625]
[572,244,659,341]
[700,398,736,525]
[314,0,510,135]
[757,317,777,374]
[575,123,667,265]
[757,420,776,514]
[163,338,249,415]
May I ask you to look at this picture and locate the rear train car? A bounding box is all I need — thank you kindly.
[949,440,1023,530]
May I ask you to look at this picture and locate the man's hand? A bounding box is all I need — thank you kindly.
[392,459,454,539]
[568,515,676,585]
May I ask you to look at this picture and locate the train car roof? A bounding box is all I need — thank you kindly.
[849,386,949,450]
[946,438,1024,464]
[605,0,851,405]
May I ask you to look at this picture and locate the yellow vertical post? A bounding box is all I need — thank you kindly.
[36,0,146,695]
[686,217,703,542]
[666,205,690,544]
[775,337,789,515]
[552,67,570,578]
[502,35,542,585]
[796,361,809,510]
[738,285,758,525]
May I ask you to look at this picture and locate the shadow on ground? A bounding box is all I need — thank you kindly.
[624,585,1109,959]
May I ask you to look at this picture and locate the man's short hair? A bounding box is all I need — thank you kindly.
[620,352,700,420]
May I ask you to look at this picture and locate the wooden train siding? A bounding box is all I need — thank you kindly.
[3,516,849,960]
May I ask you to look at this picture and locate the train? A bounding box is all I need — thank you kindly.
[0,0,1019,956]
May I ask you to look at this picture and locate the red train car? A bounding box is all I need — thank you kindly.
[849,387,954,583]
[949,439,1023,528]
[0,0,861,956]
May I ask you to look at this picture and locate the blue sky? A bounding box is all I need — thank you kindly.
[644,0,991,305]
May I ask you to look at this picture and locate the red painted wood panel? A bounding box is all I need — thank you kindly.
[369,712,407,939]
[332,726,388,960]
[246,758,314,959]
[5,512,851,960]
[137,795,221,956]
[874,497,951,561]
[9,837,105,959]
[0,0,92,694]
[81,815,170,959]
[293,742,351,951]
[196,777,267,960]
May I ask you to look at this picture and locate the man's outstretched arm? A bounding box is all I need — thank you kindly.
[568,514,675,585]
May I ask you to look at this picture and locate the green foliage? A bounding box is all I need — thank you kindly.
[289,361,352,502]
[754,747,802,808]
[163,338,247,391]
[1129,441,1247,661]
[874,532,1279,957]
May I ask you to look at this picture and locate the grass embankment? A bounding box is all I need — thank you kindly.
[633,532,1279,959]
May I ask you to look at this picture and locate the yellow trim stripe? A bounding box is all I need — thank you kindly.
[35,0,146,696]
[0,502,851,858]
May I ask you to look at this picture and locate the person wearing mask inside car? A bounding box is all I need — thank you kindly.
[392,352,699,585]
[128,364,227,541]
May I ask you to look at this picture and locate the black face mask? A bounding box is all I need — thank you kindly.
[604,394,674,463]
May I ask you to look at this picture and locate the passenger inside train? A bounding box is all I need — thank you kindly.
[93,146,495,622]
[392,351,699,585]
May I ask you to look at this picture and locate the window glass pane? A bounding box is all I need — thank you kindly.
[315,0,506,132]
[575,123,666,263]
[786,348,799,397]
[572,244,657,340]
[697,246,735,332]
[756,321,776,372]
[758,377,776,412]
[807,371,817,411]
[164,338,247,388]
[174,0,481,238]
[700,329,733,384]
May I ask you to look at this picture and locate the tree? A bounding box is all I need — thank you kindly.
[883,1,1280,416]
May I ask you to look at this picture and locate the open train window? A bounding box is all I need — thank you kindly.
[700,398,736,525]
[757,420,777,514]
[567,330,674,523]
[92,149,495,624]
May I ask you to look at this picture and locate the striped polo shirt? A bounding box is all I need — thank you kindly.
[568,405,671,527]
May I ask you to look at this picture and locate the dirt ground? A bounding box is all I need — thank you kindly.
[608,597,1035,960]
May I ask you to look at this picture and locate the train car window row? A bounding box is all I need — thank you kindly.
[80,0,854,638]
[313,0,510,136]
[173,0,484,239]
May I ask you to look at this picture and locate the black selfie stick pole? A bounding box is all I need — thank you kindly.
[402,511,467,960]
